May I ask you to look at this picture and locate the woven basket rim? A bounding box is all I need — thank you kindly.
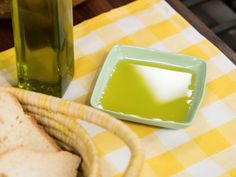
[0,86,144,177]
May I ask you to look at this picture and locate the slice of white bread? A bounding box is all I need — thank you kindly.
[0,147,80,177]
[0,91,59,153]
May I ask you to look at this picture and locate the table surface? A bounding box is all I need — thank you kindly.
[0,0,235,64]
[0,1,236,176]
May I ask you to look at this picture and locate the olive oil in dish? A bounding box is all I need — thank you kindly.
[98,59,195,123]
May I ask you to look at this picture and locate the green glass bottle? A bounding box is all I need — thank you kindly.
[12,0,74,97]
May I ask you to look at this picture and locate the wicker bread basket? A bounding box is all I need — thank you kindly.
[0,87,144,177]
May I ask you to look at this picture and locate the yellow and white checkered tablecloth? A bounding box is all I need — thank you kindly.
[0,0,236,176]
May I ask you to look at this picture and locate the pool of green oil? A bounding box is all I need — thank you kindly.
[98,59,195,123]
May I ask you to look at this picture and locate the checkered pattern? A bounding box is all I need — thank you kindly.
[0,0,236,176]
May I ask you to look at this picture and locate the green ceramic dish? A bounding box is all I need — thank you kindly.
[90,44,207,129]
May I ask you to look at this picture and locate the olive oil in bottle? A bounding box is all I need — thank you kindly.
[12,0,74,97]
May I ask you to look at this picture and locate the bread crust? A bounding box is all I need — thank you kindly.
[0,91,59,153]
[22,114,60,151]
[0,91,81,177]
[0,91,23,114]
[0,147,81,177]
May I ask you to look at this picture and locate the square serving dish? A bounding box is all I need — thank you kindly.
[90,44,207,129]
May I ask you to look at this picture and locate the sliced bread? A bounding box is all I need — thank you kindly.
[0,147,81,177]
[0,91,59,153]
